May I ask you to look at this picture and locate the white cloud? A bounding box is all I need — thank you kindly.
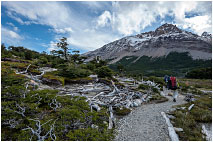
[171,1,212,35]
[6,11,32,25]
[67,30,120,51]
[52,27,73,34]
[96,1,211,36]
[6,22,15,27]
[180,15,212,35]
[47,41,58,51]
[6,22,19,31]
[105,1,169,35]
[13,26,18,31]
[80,1,110,10]
[96,11,112,28]
[3,2,82,30]
[1,26,23,45]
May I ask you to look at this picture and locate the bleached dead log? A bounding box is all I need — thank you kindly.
[174,127,183,132]
[188,104,194,111]
[134,99,142,106]
[105,89,116,97]
[30,74,42,84]
[22,118,55,141]
[202,124,212,141]
[134,92,143,99]
[16,64,31,74]
[15,103,26,117]
[49,119,58,141]
[91,103,101,111]
[160,91,165,97]
[161,112,179,141]
[23,82,29,98]
[125,100,132,108]
[111,80,120,93]
[108,106,114,129]
[35,71,45,78]
[92,92,105,100]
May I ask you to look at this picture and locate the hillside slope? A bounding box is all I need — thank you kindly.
[109,52,212,77]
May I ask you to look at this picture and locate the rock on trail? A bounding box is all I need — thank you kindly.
[114,94,186,141]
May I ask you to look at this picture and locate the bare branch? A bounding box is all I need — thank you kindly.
[3,119,19,128]
[22,118,56,141]
[14,103,26,117]
[49,98,61,111]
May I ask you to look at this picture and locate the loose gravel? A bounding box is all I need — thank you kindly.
[114,94,187,141]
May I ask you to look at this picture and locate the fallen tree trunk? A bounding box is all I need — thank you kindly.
[188,104,194,111]
[108,106,114,129]
[16,64,31,74]
[161,112,179,141]
[202,124,212,141]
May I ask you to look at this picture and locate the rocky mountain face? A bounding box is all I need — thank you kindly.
[84,23,212,64]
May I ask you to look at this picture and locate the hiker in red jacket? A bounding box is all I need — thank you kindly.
[169,76,179,102]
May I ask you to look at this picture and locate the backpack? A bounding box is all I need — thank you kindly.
[170,76,177,90]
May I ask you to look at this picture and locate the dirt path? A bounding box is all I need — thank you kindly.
[114,94,187,141]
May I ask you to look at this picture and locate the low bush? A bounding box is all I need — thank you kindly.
[150,94,168,103]
[185,67,212,79]
[42,72,65,86]
[58,64,92,79]
[114,107,131,116]
[95,66,113,78]
[138,84,149,90]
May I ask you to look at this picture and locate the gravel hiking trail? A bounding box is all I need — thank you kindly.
[114,94,187,141]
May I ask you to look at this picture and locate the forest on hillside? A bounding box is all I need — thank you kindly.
[109,52,212,78]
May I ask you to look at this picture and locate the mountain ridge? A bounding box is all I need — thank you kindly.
[84,23,212,64]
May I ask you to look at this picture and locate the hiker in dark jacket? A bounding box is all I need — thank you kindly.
[164,75,179,102]
[164,75,170,89]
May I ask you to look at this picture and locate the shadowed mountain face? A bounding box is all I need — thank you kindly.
[84,23,212,64]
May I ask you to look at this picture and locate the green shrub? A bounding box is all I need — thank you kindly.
[186,67,212,79]
[148,76,165,86]
[138,84,149,90]
[66,127,113,141]
[86,63,96,71]
[58,65,91,79]
[114,107,131,116]
[151,87,159,93]
[42,72,65,86]
[95,66,113,78]
[38,56,48,64]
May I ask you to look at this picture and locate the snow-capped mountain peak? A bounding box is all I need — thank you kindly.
[84,23,212,63]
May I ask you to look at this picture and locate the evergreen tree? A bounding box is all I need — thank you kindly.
[56,37,70,61]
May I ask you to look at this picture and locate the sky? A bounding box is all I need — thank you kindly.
[1,1,212,54]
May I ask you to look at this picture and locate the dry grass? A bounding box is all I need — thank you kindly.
[170,94,212,141]
[179,78,212,90]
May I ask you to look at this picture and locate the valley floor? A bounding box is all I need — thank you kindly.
[114,93,186,141]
